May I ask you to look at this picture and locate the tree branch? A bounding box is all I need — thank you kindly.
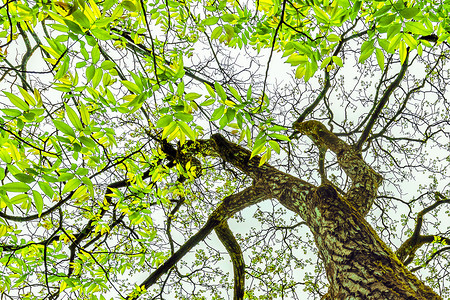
[215,221,245,300]
[127,185,270,299]
[293,120,382,215]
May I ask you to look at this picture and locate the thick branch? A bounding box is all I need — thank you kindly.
[293,120,382,215]
[215,221,245,300]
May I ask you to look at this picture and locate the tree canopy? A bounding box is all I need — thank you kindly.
[0,0,449,299]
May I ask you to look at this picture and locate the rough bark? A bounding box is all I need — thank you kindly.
[129,121,441,299]
[215,221,245,300]
[202,124,441,299]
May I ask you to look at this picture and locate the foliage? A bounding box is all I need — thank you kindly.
[0,0,449,299]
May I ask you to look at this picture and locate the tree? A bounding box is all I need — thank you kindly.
[0,0,449,298]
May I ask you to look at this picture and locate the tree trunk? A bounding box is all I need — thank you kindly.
[133,121,442,299]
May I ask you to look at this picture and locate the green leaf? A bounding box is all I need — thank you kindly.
[286,53,308,66]
[62,178,81,194]
[405,22,432,35]
[79,136,97,148]
[204,83,216,98]
[267,125,287,131]
[162,121,178,139]
[250,144,266,159]
[228,85,241,102]
[72,10,91,28]
[211,26,223,40]
[13,173,35,183]
[203,16,219,26]
[399,41,407,65]
[403,33,418,49]
[121,80,142,94]
[32,190,44,216]
[332,56,343,67]
[321,57,332,69]
[211,105,225,121]
[63,19,84,34]
[64,103,84,131]
[313,6,329,23]
[200,98,215,106]
[221,14,236,23]
[269,140,280,154]
[327,34,340,42]
[268,133,290,141]
[92,68,103,88]
[18,86,36,106]
[400,7,420,19]
[53,120,76,138]
[91,28,111,40]
[174,112,193,122]
[388,34,402,52]
[177,121,196,140]
[375,48,385,70]
[156,115,173,128]
[38,181,54,198]
[359,46,375,63]
[1,182,31,192]
[185,93,202,101]
[3,91,29,111]
[122,0,137,11]
[101,60,116,70]
[177,81,185,95]
[214,82,227,101]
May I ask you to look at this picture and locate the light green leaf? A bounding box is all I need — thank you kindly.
[13,173,34,183]
[3,91,29,111]
[174,112,193,122]
[268,133,290,141]
[399,41,407,65]
[1,182,31,192]
[211,26,222,40]
[185,92,202,100]
[200,98,215,106]
[18,86,36,106]
[221,14,236,23]
[121,80,142,94]
[405,22,432,35]
[156,115,173,128]
[72,10,91,28]
[375,48,385,70]
[211,105,225,121]
[269,140,280,154]
[39,181,54,198]
[91,28,111,40]
[321,57,332,69]
[214,82,227,101]
[400,7,420,19]
[62,178,81,194]
[286,53,308,66]
[162,121,178,139]
[332,56,343,67]
[79,136,97,148]
[101,60,116,70]
[53,120,76,138]
[32,190,44,216]
[178,121,196,140]
[203,16,219,26]
[64,103,84,131]
[228,85,241,102]
[388,34,402,52]
[327,34,340,42]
